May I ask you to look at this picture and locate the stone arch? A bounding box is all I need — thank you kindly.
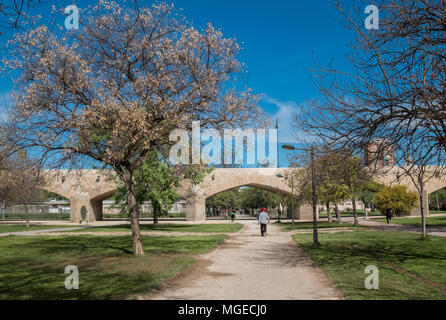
[36,185,73,201]
[11,186,72,219]
[204,182,292,200]
[426,176,446,213]
[204,183,294,219]
[201,169,291,199]
[87,188,119,222]
[427,179,446,196]
[184,168,315,221]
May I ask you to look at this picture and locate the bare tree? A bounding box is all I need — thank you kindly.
[294,0,446,236]
[0,150,42,225]
[296,0,445,157]
[3,1,263,255]
[390,141,443,238]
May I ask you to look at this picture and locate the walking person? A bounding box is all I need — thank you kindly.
[230,210,236,223]
[385,207,393,224]
[258,208,270,237]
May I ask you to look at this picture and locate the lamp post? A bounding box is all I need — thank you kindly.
[281,144,319,247]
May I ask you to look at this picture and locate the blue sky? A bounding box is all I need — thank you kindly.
[0,0,360,167]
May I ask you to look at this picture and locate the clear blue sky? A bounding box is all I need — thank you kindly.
[0,0,360,167]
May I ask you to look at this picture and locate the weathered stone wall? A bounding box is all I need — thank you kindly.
[40,167,446,222]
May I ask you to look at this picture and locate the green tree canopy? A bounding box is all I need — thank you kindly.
[113,151,181,224]
[375,185,418,217]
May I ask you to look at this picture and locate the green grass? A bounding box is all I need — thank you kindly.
[0,224,76,233]
[372,216,446,228]
[1,213,70,220]
[103,212,186,219]
[429,210,446,215]
[67,223,243,233]
[293,230,446,299]
[278,221,356,232]
[319,211,382,218]
[0,234,227,299]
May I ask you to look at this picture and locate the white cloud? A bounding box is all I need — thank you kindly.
[263,95,301,143]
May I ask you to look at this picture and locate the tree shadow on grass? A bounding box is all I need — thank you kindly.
[295,231,446,299]
[0,263,171,299]
[0,234,227,299]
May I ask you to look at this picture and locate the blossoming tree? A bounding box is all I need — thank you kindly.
[4,1,263,255]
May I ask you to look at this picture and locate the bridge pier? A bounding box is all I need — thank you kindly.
[186,197,206,222]
[296,204,319,220]
[410,190,430,217]
[70,196,103,223]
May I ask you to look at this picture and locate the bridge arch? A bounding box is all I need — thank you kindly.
[184,168,315,221]
[40,168,319,222]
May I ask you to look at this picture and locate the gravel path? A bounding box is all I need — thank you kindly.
[0,227,86,237]
[143,220,343,300]
[344,217,446,237]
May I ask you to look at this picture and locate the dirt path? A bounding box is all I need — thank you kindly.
[0,227,86,237]
[344,217,446,237]
[143,220,343,300]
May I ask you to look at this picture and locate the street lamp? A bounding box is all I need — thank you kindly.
[276,173,294,229]
[281,144,319,247]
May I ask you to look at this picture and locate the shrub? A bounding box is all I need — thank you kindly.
[375,185,418,216]
[80,206,87,221]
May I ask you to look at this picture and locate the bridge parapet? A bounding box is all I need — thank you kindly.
[39,167,446,222]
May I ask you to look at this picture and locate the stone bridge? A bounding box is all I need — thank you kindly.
[39,167,446,223]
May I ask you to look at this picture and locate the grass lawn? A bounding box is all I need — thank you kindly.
[294,230,446,299]
[278,221,357,232]
[104,212,186,219]
[0,234,227,299]
[319,211,382,218]
[67,223,243,233]
[2,213,70,220]
[430,210,446,215]
[372,216,446,228]
[0,224,76,234]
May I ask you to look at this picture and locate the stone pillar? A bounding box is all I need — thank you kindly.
[291,207,300,219]
[70,198,86,223]
[297,203,319,220]
[409,190,430,217]
[90,199,103,222]
[186,197,206,222]
[70,196,103,223]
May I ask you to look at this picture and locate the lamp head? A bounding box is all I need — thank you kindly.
[282,144,296,151]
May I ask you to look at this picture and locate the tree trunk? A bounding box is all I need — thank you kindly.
[420,191,427,239]
[123,169,144,256]
[326,201,332,223]
[25,204,30,228]
[153,202,159,225]
[335,203,341,223]
[352,196,359,227]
